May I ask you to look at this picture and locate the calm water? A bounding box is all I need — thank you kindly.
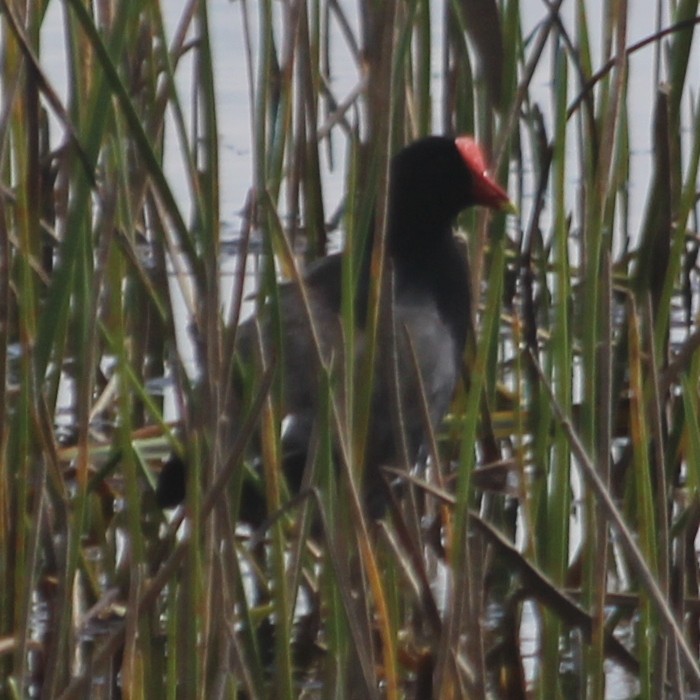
[40,1,699,236]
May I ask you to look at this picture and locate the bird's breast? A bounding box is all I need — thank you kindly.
[391,294,460,427]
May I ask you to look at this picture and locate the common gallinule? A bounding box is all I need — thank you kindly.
[157,135,513,519]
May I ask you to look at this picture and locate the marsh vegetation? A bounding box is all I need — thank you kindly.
[2,0,700,697]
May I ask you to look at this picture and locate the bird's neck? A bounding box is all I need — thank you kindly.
[387,214,453,264]
[388,218,471,352]
[387,203,453,254]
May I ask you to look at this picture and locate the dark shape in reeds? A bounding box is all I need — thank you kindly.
[157,135,513,520]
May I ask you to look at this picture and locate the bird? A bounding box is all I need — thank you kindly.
[156,135,513,520]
